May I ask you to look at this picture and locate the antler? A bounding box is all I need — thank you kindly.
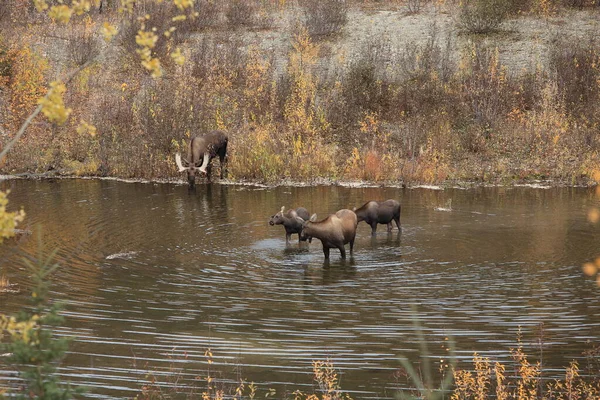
[198,153,210,174]
[175,153,189,172]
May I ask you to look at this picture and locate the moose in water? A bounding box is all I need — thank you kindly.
[353,199,401,235]
[269,206,311,245]
[300,209,358,259]
[175,131,228,187]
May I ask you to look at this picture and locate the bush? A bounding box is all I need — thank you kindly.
[118,1,203,60]
[457,0,511,34]
[406,0,428,14]
[186,0,221,31]
[225,0,257,28]
[302,0,348,40]
[549,36,600,120]
[67,22,100,66]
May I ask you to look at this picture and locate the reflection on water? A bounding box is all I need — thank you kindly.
[1,179,600,398]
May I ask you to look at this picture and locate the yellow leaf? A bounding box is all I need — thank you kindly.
[135,30,158,49]
[48,4,73,23]
[38,81,72,125]
[170,48,185,66]
[101,22,118,42]
[33,0,49,11]
[76,120,97,137]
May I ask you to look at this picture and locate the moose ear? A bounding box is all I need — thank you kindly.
[309,213,317,222]
[280,206,285,213]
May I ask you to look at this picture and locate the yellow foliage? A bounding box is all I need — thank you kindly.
[292,359,353,400]
[170,48,185,66]
[71,0,93,15]
[38,81,72,125]
[0,314,40,345]
[48,5,73,23]
[33,0,48,12]
[141,57,163,78]
[0,190,25,244]
[120,0,136,14]
[101,22,118,42]
[173,0,193,11]
[284,27,322,158]
[76,120,97,137]
[1,43,48,129]
[136,30,159,49]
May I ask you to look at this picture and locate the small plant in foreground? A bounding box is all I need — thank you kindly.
[293,359,353,400]
[452,328,600,398]
[397,308,457,400]
[0,235,85,398]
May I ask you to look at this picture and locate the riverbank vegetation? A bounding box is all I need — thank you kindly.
[136,330,600,399]
[1,1,600,185]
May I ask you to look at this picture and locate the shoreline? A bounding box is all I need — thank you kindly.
[0,173,595,190]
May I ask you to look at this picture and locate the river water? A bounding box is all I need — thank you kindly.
[1,179,600,398]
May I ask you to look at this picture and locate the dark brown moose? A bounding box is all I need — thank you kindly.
[353,199,401,234]
[300,209,358,259]
[269,206,310,245]
[175,131,228,187]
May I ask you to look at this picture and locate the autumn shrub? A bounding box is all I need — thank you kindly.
[406,0,429,14]
[67,18,100,66]
[457,0,511,34]
[97,0,119,14]
[455,42,516,154]
[134,77,202,177]
[324,37,396,148]
[118,1,200,61]
[0,0,11,25]
[395,31,454,116]
[452,331,600,399]
[225,0,258,28]
[549,36,600,122]
[191,35,246,86]
[301,0,348,40]
[189,0,221,31]
[0,43,48,130]
[293,360,354,400]
[229,123,286,182]
[0,38,10,81]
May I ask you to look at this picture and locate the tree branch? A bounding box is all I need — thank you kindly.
[0,58,96,163]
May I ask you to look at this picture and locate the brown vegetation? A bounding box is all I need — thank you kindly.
[0,1,600,185]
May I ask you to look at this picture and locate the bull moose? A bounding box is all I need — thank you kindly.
[269,206,311,245]
[175,131,228,187]
[300,209,358,259]
[353,199,401,235]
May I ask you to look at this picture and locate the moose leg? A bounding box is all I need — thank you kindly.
[219,154,228,179]
[387,222,393,232]
[338,245,346,259]
[286,233,291,245]
[206,163,213,182]
[370,222,378,235]
[394,217,401,230]
[323,246,330,259]
[349,238,354,255]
